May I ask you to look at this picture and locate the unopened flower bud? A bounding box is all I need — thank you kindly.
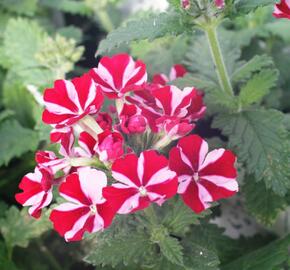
[127,115,147,134]
[181,0,190,9]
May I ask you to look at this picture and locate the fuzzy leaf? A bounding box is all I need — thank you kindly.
[158,234,184,266]
[238,69,278,107]
[221,234,290,270]
[0,206,51,249]
[234,0,276,14]
[243,176,287,225]
[266,21,290,42]
[213,109,290,195]
[232,55,274,83]
[97,12,190,55]
[0,0,38,16]
[0,120,39,166]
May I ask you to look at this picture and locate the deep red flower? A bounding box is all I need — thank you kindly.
[169,135,238,213]
[96,112,113,131]
[273,0,290,19]
[89,53,147,99]
[42,74,104,127]
[15,167,53,218]
[50,168,115,241]
[119,103,147,134]
[152,64,187,85]
[103,150,178,214]
[95,130,124,163]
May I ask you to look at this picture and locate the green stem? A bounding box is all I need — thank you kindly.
[7,245,13,261]
[78,115,103,140]
[37,241,62,270]
[97,9,114,32]
[203,23,234,96]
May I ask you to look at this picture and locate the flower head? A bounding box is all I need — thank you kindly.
[103,150,178,214]
[50,168,115,241]
[89,53,147,99]
[15,167,53,218]
[169,135,238,213]
[152,64,187,85]
[43,74,104,127]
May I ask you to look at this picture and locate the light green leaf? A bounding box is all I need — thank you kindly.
[238,69,278,107]
[0,0,38,16]
[0,206,51,249]
[3,18,47,68]
[97,12,190,55]
[212,109,290,195]
[0,120,39,166]
[266,20,290,42]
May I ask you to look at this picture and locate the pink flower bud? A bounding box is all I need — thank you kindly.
[96,131,124,163]
[215,0,225,9]
[181,0,190,9]
[127,115,147,134]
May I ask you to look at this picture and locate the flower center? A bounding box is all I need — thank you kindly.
[139,186,148,197]
[193,172,199,182]
[89,204,97,214]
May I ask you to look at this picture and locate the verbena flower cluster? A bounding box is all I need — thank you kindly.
[15,53,238,242]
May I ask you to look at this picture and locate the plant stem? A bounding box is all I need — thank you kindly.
[203,23,234,96]
[97,9,114,33]
[78,115,103,140]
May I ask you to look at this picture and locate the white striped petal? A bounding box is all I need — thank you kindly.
[64,212,91,241]
[199,149,225,171]
[117,193,140,214]
[146,167,176,187]
[137,153,145,184]
[112,171,138,188]
[201,175,238,191]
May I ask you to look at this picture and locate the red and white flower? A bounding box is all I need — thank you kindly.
[89,53,147,99]
[152,64,187,85]
[50,167,115,242]
[43,74,104,127]
[103,151,178,214]
[214,0,225,9]
[15,167,53,218]
[95,130,124,163]
[96,112,113,131]
[119,103,147,134]
[169,135,238,213]
[273,0,290,19]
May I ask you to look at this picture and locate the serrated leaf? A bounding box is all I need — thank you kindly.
[232,55,274,83]
[97,12,190,55]
[221,234,290,270]
[212,109,290,195]
[161,198,211,235]
[3,18,47,69]
[234,0,275,14]
[158,235,184,266]
[243,176,287,225]
[0,0,38,16]
[238,69,278,107]
[0,206,51,249]
[0,120,39,166]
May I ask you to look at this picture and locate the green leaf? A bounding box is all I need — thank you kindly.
[160,198,211,236]
[40,0,92,16]
[266,21,290,42]
[234,0,276,14]
[3,72,38,128]
[243,176,287,225]
[0,206,51,249]
[97,12,190,55]
[238,69,278,107]
[0,120,39,166]
[221,234,290,270]
[84,216,153,268]
[0,0,38,16]
[3,18,47,69]
[57,26,83,43]
[232,55,274,83]
[158,234,184,266]
[213,109,290,195]
[0,241,18,270]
